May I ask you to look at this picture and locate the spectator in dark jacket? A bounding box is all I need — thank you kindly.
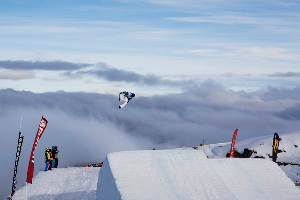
[52,146,59,168]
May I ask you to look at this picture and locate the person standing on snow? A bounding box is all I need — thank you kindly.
[49,149,53,170]
[45,148,51,171]
[52,146,59,168]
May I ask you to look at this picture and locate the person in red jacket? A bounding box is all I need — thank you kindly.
[49,150,53,170]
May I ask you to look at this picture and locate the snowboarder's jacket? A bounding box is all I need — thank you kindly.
[52,146,59,159]
[49,151,53,161]
[45,149,50,162]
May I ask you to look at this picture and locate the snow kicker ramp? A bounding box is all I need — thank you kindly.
[96,150,300,200]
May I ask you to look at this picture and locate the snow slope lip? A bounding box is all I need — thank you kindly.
[97,150,236,200]
[97,150,300,200]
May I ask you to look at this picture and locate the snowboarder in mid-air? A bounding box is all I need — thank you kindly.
[119,91,135,109]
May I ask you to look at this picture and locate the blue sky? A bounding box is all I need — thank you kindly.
[0,0,299,94]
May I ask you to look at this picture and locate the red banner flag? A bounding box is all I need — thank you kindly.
[229,129,238,158]
[26,116,48,184]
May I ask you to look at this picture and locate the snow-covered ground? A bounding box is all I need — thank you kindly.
[97,150,238,200]
[12,167,100,200]
[195,131,300,182]
[97,150,300,200]
[11,131,300,200]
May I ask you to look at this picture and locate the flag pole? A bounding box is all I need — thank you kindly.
[22,117,26,200]
[26,182,27,200]
[20,117,22,131]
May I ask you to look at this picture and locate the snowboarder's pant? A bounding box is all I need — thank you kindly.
[119,97,128,108]
[49,160,52,170]
[54,158,58,168]
[45,162,50,171]
[52,159,55,168]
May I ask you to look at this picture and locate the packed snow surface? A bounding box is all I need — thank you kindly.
[96,150,300,200]
[12,167,100,200]
[11,132,300,200]
[196,131,300,182]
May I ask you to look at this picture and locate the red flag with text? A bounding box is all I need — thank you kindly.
[229,129,238,158]
[26,116,48,184]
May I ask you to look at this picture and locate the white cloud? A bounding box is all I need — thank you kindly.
[90,88,120,95]
[166,15,297,26]
[0,25,84,34]
[0,70,35,80]
[232,46,300,61]
[188,49,219,56]
[188,45,300,62]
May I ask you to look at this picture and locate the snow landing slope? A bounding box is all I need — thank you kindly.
[96,150,300,200]
[12,167,100,200]
[196,131,300,182]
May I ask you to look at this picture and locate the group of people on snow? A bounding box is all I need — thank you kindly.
[45,146,59,171]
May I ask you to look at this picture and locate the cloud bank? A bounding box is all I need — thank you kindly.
[267,72,300,78]
[1,81,300,198]
[1,60,198,89]
[0,60,91,71]
[75,64,199,89]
